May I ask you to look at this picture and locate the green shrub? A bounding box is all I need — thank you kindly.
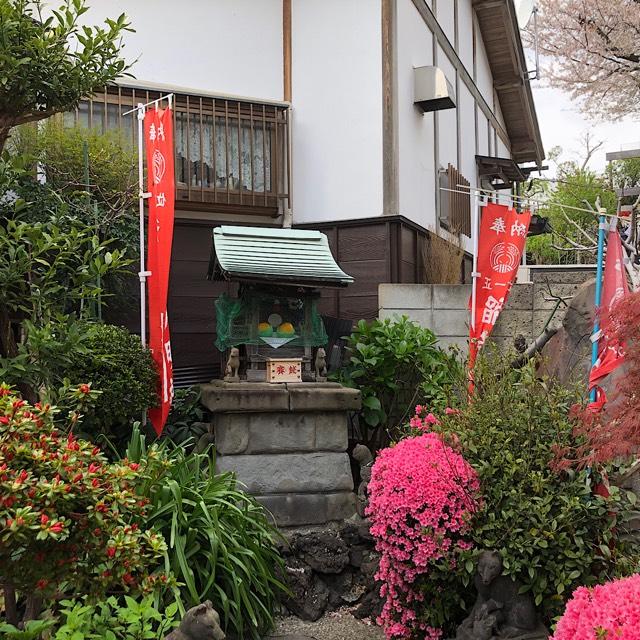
[161,387,211,450]
[0,596,179,640]
[338,316,460,450]
[53,596,178,640]
[125,426,287,639]
[60,323,158,446]
[429,357,640,623]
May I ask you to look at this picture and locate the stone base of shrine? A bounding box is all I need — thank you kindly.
[200,381,361,527]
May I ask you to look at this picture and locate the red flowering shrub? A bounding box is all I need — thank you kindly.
[551,574,640,640]
[0,384,167,623]
[555,290,640,469]
[366,432,480,640]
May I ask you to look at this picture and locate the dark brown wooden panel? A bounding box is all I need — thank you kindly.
[168,295,216,334]
[171,332,218,368]
[400,259,417,283]
[339,260,388,297]
[172,224,215,262]
[337,296,379,321]
[400,225,417,266]
[337,224,388,261]
[169,260,226,298]
[317,296,338,318]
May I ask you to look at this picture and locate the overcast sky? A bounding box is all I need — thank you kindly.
[530,83,640,175]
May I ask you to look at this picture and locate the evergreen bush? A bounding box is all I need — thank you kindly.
[61,324,158,447]
[338,316,460,451]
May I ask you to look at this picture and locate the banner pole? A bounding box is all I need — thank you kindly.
[589,210,608,402]
[137,104,148,347]
[470,191,480,333]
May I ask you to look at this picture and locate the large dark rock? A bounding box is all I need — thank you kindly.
[539,280,594,385]
[348,544,369,568]
[360,551,381,581]
[322,567,367,608]
[339,522,362,547]
[291,531,349,574]
[280,558,329,622]
[353,589,384,621]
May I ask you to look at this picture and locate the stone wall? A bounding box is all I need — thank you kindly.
[379,265,595,352]
[200,381,361,528]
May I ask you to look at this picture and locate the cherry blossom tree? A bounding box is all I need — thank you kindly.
[535,0,640,119]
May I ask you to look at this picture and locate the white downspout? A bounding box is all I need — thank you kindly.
[282,106,293,228]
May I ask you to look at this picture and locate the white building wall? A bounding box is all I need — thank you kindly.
[397,0,514,237]
[436,0,456,47]
[457,0,475,74]
[458,84,477,184]
[397,0,436,229]
[477,113,490,156]
[291,0,383,223]
[436,47,458,172]
[78,0,284,102]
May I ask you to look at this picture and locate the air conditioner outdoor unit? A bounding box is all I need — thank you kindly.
[414,66,456,113]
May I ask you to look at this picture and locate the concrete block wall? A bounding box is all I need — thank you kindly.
[379,266,594,353]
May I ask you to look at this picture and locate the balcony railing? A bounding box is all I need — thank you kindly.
[438,164,471,236]
[63,84,290,216]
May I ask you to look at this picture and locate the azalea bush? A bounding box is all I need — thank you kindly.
[338,317,460,451]
[415,357,640,624]
[366,432,479,640]
[551,574,640,640]
[0,386,168,627]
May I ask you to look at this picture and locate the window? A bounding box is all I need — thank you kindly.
[63,85,290,213]
[174,106,272,193]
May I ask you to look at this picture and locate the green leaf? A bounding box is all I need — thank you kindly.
[362,395,382,411]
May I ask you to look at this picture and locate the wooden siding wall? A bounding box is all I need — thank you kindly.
[112,217,464,373]
[169,223,233,368]
[296,217,440,321]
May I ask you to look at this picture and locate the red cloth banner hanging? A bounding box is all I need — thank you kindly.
[469,203,531,369]
[589,226,629,391]
[144,107,175,435]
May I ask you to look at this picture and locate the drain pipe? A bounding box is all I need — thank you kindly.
[282,106,293,228]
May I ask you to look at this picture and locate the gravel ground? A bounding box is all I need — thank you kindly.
[266,610,385,640]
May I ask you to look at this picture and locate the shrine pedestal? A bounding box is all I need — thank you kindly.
[200,381,361,527]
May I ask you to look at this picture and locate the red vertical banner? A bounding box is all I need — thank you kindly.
[144,107,175,435]
[469,203,531,369]
[589,226,629,391]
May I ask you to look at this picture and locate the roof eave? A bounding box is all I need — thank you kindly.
[215,270,352,289]
[208,226,354,289]
[473,0,545,167]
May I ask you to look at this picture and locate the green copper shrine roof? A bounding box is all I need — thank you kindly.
[208,226,354,288]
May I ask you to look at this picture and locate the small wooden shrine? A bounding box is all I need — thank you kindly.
[207,226,353,382]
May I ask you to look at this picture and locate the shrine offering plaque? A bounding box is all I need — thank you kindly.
[267,358,302,383]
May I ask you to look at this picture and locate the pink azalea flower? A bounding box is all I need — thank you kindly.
[552,574,640,640]
[366,433,479,639]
